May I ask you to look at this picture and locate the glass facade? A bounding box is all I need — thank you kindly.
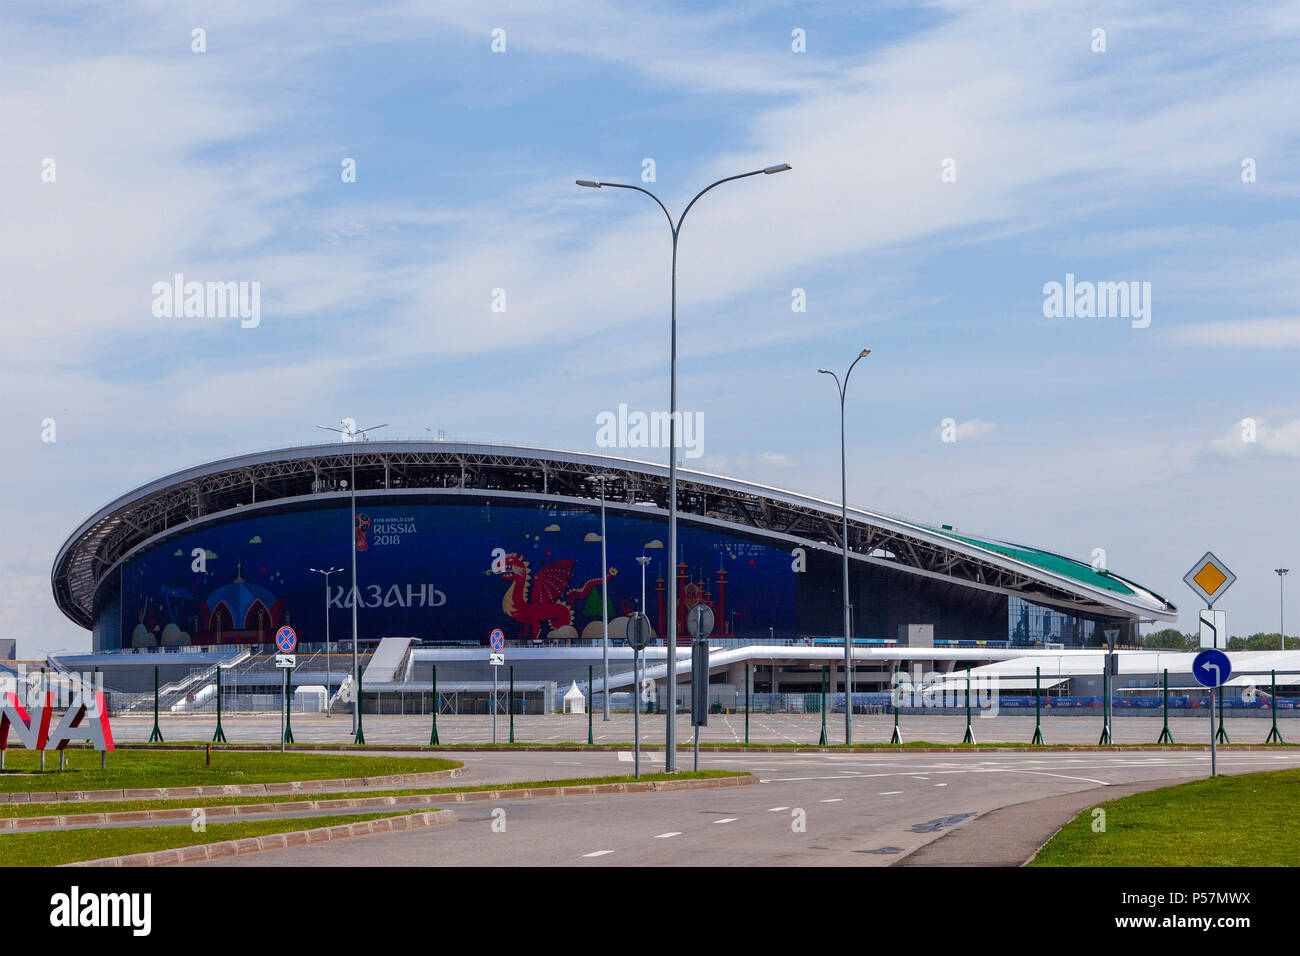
[1008,595,1113,648]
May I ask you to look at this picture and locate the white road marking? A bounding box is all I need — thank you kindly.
[821,798,843,803]
[714,818,737,824]
[878,791,903,795]
[934,783,947,787]
[653,832,682,839]
[583,850,614,858]
[767,806,790,812]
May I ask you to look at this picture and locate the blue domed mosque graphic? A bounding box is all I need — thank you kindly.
[198,561,286,644]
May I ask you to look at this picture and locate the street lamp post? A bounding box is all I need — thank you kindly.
[309,566,342,716]
[577,162,791,770]
[316,420,387,739]
[587,474,615,720]
[1278,569,1290,651]
[819,349,871,745]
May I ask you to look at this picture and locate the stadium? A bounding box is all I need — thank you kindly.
[50,441,1177,707]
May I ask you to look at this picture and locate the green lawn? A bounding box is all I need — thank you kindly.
[0,749,460,793]
[1031,769,1300,867]
[0,769,744,818]
[0,810,424,867]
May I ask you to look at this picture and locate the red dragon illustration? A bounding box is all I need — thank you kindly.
[497,553,614,640]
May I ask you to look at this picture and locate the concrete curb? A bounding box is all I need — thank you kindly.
[66,809,459,867]
[7,773,755,830]
[889,776,1190,867]
[0,766,465,806]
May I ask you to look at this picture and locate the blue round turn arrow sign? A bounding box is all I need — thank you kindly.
[1192,648,1231,689]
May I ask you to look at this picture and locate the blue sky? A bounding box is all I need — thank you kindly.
[3,0,1298,655]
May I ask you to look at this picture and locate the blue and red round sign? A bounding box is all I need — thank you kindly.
[276,626,297,654]
[489,628,504,653]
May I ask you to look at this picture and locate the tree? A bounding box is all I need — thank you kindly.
[1227,632,1282,651]
[1142,628,1196,651]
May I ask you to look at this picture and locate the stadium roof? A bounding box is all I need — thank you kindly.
[51,440,1177,629]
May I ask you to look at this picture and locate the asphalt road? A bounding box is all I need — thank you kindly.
[188,748,1300,866]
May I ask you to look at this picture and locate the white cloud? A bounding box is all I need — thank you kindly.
[1207,418,1300,459]
[1166,317,1300,349]
[934,419,999,442]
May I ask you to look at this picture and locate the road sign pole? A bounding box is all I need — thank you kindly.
[285,667,295,745]
[1098,667,1112,745]
[1216,680,1229,744]
[961,668,975,745]
[1266,669,1283,744]
[587,664,594,745]
[148,664,164,743]
[633,648,641,779]
[818,665,828,746]
[1158,668,1174,743]
[509,665,515,745]
[492,665,498,745]
[353,671,365,745]
[280,668,287,754]
[429,664,440,745]
[1209,686,1218,777]
[1032,667,1044,745]
[213,665,227,743]
[890,663,903,745]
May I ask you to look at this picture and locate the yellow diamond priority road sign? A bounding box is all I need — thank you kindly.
[1184,551,1236,607]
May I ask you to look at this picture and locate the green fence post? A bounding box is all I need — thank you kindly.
[961,668,975,744]
[1216,678,1230,744]
[587,664,594,746]
[212,665,227,743]
[744,666,750,746]
[509,665,515,744]
[890,663,902,744]
[148,664,164,743]
[1032,666,1044,745]
[353,670,365,745]
[818,665,828,746]
[1266,669,1283,744]
[1098,667,1112,745]
[429,664,440,745]
[1157,668,1173,743]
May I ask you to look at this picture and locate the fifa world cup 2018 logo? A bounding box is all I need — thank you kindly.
[355,513,370,552]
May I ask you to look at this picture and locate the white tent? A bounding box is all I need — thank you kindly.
[563,681,586,715]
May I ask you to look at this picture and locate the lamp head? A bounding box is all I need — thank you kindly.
[762,164,792,174]
[859,348,871,358]
[817,368,832,375]
[576,180,601,188]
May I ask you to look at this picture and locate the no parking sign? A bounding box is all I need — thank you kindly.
[276,626,297,654]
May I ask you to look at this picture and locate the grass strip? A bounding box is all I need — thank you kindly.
[0,810,423,867]
[1030,769,1300,867]
[0,749,460,793]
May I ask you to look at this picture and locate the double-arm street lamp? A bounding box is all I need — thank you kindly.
[308,566,343,716]
[316,419,387,739]
[819,349,871,745]
[576,163,791,770]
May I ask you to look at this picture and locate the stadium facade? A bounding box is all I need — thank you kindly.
[53,442,1177,667]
